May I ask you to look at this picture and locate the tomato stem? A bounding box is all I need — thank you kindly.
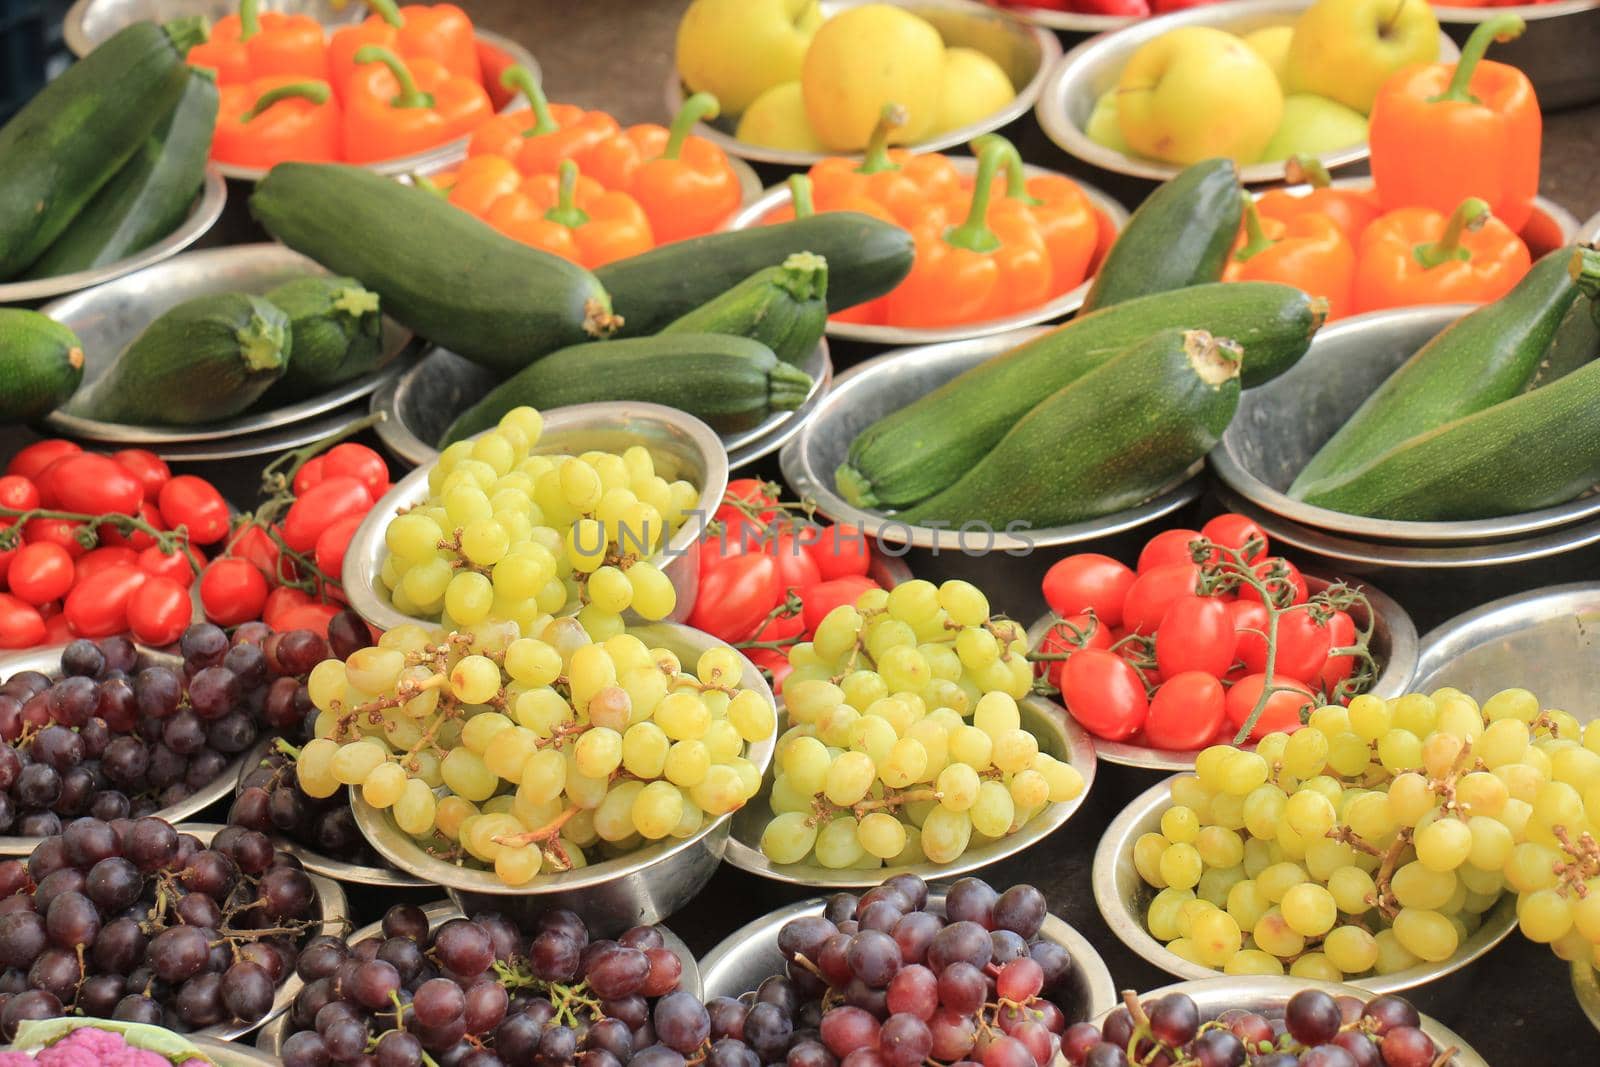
[0,506,202,573]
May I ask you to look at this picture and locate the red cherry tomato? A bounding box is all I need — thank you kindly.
[97,501,166,551]
[1121,563,1200,634]
[1136,529,1201,574]
[293,455,327,495]
[6,440,80,481]
[1060,649,1149,741]
[42,612,75,644]
[226,524,283,582]
[0,594,47,648]
[687,553,781,643]
[800,575,882,635]
[322,443,390,500]
[1236,558,1309,608]
[1035,613,1113,689]
[158,476,231,545]
[45,453,144,517]
[126,576,193,646]
[263,586,314,629]
[138,543,201,588]
[806,523,872,580]
[200,558,271,627]
[314,514,365,583]
[21,517,88,558]
[1201,513,1269,566]
[6,542,75,606]
[281,477,374,554]
[274,601,340,636]
[1144,672,1228,751]
[74,546,141,585]
[1318,610,1359,698]
[715,479,780,526]
[111,449,172,503]
[1224,674,1316,740]
[765,529,821,596]
[1230,600,1272,674]
[1154,596,1237,679]
[1040,554,1136,626]
[63,564,147,638]
[0,475,40,512]
[1270,606,1335,685]
[746,647,791,687]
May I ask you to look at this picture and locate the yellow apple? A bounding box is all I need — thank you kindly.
[802,4,946,150]
[1286,0,1440,114]
[676,0,822,117]
[1085,90,1131,155]
[928,47,1015,137]
[1258,94,1370,162]
[1116,27,1284,167]
[736,82,828,153]
[1243,26,1294,87]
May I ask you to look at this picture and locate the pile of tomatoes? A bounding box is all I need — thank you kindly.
[1036,513,1373,749]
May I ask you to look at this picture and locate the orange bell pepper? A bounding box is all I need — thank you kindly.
[976,133,1098,296]
[808,105,963,228]
[485,160,654,269]
[328,0,481,101]
[1223,194,1354,320]
[212,77,340,168]
[576,93,743,244]
[445,153,523,218]
[781,175,890,327]
[883,138,1052,328]
[343,46,491,164]
[1369,15,1540,234]
[1255,157,1380,246]
[463,65,620,179]
[1352,197,1531,313]
[187,0,328,87]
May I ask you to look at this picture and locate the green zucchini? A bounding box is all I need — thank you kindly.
[250,163,616,377]
[0,311,85,421]
[897,329,1241,527]
[260,275,385,401]
[594,213,913,338]
[1290,247,1583,499]
[1524,298,1599,392]
[837,282,1322,510]
[1298,354,1600,521]
[440,334,812,445]
[68,293,290,425]
[23,69,218,279]
[0,18,208,280]
[1077,159,1243,315]
[660,252,828,365]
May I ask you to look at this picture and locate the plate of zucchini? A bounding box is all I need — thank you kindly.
[39,243,423,445]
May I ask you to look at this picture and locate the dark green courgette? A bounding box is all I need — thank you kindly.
[24,69,218,278]
[250,163,616,377]
[0,311,85,421]
[260,275,385,400]
[0,18,207,280]
[660,252,828,365]
[896,329,1241,527]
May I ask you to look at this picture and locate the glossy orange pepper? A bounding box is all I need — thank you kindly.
[1255,157,1380,246]
[343,46,491,164]
[977,134,1098,296]
[445,153,523,218]
[484,160,654,269]
[328,0,481,101]
[1223,194,1355,320]
[1369,15,1540,233]
[807,105,962,229]
[212,77,340,168]
[464,65,620,177]
[577,93,743,243]
[1352,197,1531,312]
[187,0,328,87]
[883,138,1052,328]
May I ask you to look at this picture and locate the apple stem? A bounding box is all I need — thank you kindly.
[1233,192,1277,264]
[663,92,720,160]
[1413,197,1490,270]
[1432,14,1526,104]
[857,103,906,175]
[1285,155,1333,189]
[543,160,591,229]
[504,66,558,137]
[789,174,815,218]
[971,133,1040,206]
[943,138,1008,255]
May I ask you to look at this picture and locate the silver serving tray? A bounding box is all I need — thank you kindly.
[65,0,363,57]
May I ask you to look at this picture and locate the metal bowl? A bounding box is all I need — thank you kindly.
[0,648,248,856]
[256,899,704,1055]
[1092,776,1520,993]
[65,0,362,57]
[347,623,775,932]
[367,339,832,472]
[700,892,1118,1024]
[5,1028,287,1067]
[1036,0,1460,185]
[1091,976,1489,1067]
[665,0,1062,167]
[41,243,421,445]
[1435,1,1600,110]
[725,157,1130,346]
[1025,572,1419,771]
[344,401,728,632]
[0,168,226,307]
[722,693,1098,886]
[1575,961,1600,1035]
[140,401,372,463]
[1581,209,1600,244]
[996,4,1136,35]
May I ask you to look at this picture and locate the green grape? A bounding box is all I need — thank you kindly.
[460,518,511,567]
[655,691,710,741]
[516,687,575,736]
[1197,865,1245,908]
[297,739,341,799]
[728,689,776,743]
[344,647,405,695]
[1282,728,1329,779]
[1327,866,1377,914]
[879,738,928,790]
[595,781,647,842]
[886,580,938,623]
[1147,887,1194,941]
[857,812,908,859]
[1008,769,1049,811]
[991,729,1038,774]
[1159,843,1203,890]
[1032,754,1084,803]
[393,778,438,835]
[1281,883,1337,937]
[1326,731,1372,776]
[441,748,497,802]
[762,812,819,864]
[333,740,389,787]
[574,727,624,778]
[936,763,980,812]
[1324,925,1378,974]
[1392,907,1458,962]
[1161,806,1200,845]
[1134,832,1170,889]
[460,711,512,754]
[483,726,539,784]
[1257,861,1308,904]
[920,807,972,864]
[625,561,676,620]
[1196,825,1245,869]
[1188,908,1242,967]
[664,740,711,788]
[1226,880,1270,932]
[362,761,408,809]
[936,580,989,627]
[1253,908,1305,958]
[632,781,685,840]
[824,752,876,806]
[1414,817,1472,872]
[690,764,749,816]
[847,715,897,765]
[815,816,867,869]
[1219,752,1270,796]
[974,692,1020,737]
[1346,693,1391,741]
[1284,790,1336,839]
[585,566,633,614]
[1223,950,1284,976]
[518,748,566,805]
[971,781,1015,837]
[1483,687,1538,723]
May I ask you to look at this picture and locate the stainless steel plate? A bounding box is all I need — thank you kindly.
[999,4,1136,33]
[65,0,363,57]
[144,402,371,463]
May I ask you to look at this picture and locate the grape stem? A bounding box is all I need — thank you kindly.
[0,505,202,571]
[491,802,581,847]
[273,737,303,760]
[1364,826,1414,919]
[1552,825,1600,894]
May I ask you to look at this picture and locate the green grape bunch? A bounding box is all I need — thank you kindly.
[760,578,1087,871]
[295,614,777,886]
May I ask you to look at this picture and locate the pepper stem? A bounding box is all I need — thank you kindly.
[354,45,435,109]
[238,0,261,40]
[857,104,906,175]
[1284,154,1332,188]
[544,160,591,229]
[241,80,331,122]
[409,172,447,197]
[971,133,1040,206]
[662,92,719,160]
[1431,14,1525,104]
[363,0,406,29]
[789,174,815,218]
[1232,192,1276,263]
[502,65,557,137]
[1568,246,1600,299]
[942,139,1006,255]
[1414,197,1490,270]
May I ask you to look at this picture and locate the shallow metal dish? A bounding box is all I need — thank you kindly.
[725,158,1129,346]
[368,340,831,470]
[1092,976,1489,1067]
[1036,0,1459,185]
[665,0,1061,167]
[997,4,1136,34]
[42,244,421,444]
[1211,302,1600,544]
[0,649,247,856]
[1093,776,1520,992]
[0,168,226,307]
[700,892,1118,1024]
[256,899,704,1054]
[1575,960,1600,1035]
[1026,572,1419,771]
[722,693,1097,886]
[1435,1,1600,110]
[142,402,369,463]
[65,0,362,57]
[345,401,727,632]
[348,624,774,932]
[5,1028,286,1067]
